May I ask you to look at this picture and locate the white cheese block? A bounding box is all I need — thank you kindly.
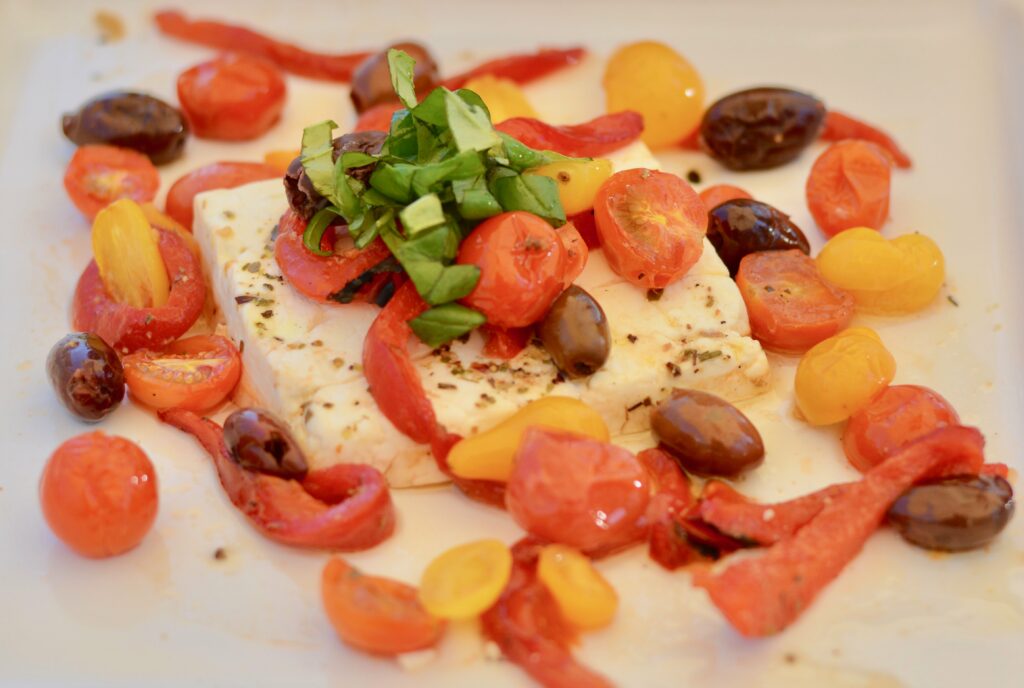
[193,142,770,486]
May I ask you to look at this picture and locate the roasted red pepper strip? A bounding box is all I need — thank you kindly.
[154,10,372,82]
[496,111,645,157]
[692,426,985,637]
[820,110,913,169]
[443,47,586,91]
[159,408,395,549]
[481,537,612,688]
[639,448,700,569]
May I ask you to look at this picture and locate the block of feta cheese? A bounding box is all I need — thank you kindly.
[193,140,770,486]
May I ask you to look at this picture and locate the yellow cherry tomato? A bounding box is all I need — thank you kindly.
[447,396,609,482]
[603,41,705,149]
[537,544,617,630]
[816,227,945,315]
[794,327,896,426]
[462,74,538,123]
[264,149,300,174]
[140,202,201,258]
[527,158,613,215]
[418,539,512,620]
[92,199,169,308]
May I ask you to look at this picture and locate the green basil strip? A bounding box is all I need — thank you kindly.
[370,163,416,203]
[455,89,490,119]
[452,176,501,220]
[302,207,339,256]
[300,120,339,201]
[490,172,566,226]
[384,110,419,161]
[408,303,486,347]
[444,90,501,153]
[498,133,577,171]
[387,49,418,109]
[424,264,480,304]
[339,151,378,170]
[411,87,448,127]
[331,157,362,220]
[411,151,486,197]
[399,194,445,235]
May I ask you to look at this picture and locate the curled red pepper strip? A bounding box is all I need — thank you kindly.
[442,47,586,91]
[159,408,395,550]
[692,426,985,637]
[495,111,645,157]
[820,110,912,169]
[480,537,613,688]
[154,10,372,82]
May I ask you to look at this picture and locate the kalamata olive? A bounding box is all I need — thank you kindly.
[62,92,189,165]
[699,87,826,170]
[284,130,386,220]
[223,408,308,479]
[887,475,1014,552]
[46,332,125,421]
[538,286,610,378]
[707,198,811,275]
[651,389,764,477]
[350,42,440,114]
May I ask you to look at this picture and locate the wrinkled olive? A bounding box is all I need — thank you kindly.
[651,389,764,477]
[350,42,440,114]
[62,92,189,165]
[700,87,826,170]
[538,286,610,378]
[707,199,811,275]
[47,332,125,422]
[887,475,1014,552]
[284,130,387,220]
[224,408,308,479]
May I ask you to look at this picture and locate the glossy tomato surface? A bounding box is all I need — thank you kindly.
[806,139,891,237]
[63,145,159,219]
[165,161,279,229]
[124,334,241,412]
[177,54,286,141]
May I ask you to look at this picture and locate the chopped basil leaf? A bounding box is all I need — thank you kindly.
[424,264,480,304]
[387,48,418,109]
[385,111,419,161]
[411,151,486,197]
[301,120,339,202]
[499,133,575,171]
[408,303,486,347]
[411,87,448,127]
[452,176,501,220]
[399,194,445,235]
[490,172,566,226]
[339,151,378,170]
[444,90,501,153]
[302,207,338,256]
[370,163,416,203]
[455,89,491,119]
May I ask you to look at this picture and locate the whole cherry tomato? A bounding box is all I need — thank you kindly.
[457,211,567,328]
[39,432,158,558]
[177,54,286,141]
[166,161,280,229]
[123,334,241,412]
[63,145,159,220]
[806,140,891,237]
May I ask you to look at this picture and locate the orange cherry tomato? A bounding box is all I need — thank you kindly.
[63,145,159,220]
[123,334,241,412]
[698,184,752,210]
[321,557,445,656]
[177,54,286,141]
[736,249,854,354]
[457,211,567,328]
[165,161,280,229]
[40,432,158,558]
[556,221,588,287]
[842,385,960,472]
[593,168,706,289]
[805,140,891,237]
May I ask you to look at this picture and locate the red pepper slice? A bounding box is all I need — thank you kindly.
[481,324,532,360]
[692,426,985,637]
[495,111,645,157]
[443,47,586,91]
[159,408,395,549]
[154,10,372,82]
[72,228,205,353]
[480,537,612,688]
[820,110,912,169]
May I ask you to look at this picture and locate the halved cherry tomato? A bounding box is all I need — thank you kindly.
[457,211,567,328]
[593,168,706,289]
[322,557,444,655]
[354,103,401,133]
[736,249,854,354]
[555,221,588,287]
[699,184,752,210]
[536,544,618,630]
[806,139,891,237]
[843,385,960,473]
[123,335,241,412]
[481,324,532,360]
[63,145,159,220]
[418,539,512,620]
[40,432,158,558]
[177,53,286,141]
[166,161,280,229]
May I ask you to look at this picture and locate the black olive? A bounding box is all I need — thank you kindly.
[707,199,811,275]
[350,42,440,114]
[538,286,610,378]
[283,130,387,220]
[62,92,189,165]
[46,333,125,421]
[223,408,308,479]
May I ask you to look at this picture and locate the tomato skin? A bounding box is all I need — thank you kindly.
[40,432,158,558]
[457,212,567,328]
[124,335,241,412]
[842,385,960,473]
[736,249,854,354]
[555,221,588,287]
[177,54,286,141]
[166,161,279,229]
[72,228,205,353]
[594,168,706,289]
[699,184,752,210]
[63,145,159,220]
[353,103,400,133]
[806,140,891,237]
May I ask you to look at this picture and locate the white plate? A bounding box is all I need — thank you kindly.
[2,1,1024,686]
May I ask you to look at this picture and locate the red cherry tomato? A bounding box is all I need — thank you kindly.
[457,211,567,328]
[806,139,891,237]
[354,103,400,133]
[842,385,960,472]
[63,145,159,220]
[166,161,280,229]
[40,432,158,558]
[698,184,752,210]
[124,335,241,412]
[177,53,286,141]
[506,427,650,556]
[555,221,588,287]
[593,168,706,289]
[736,249,854,354]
